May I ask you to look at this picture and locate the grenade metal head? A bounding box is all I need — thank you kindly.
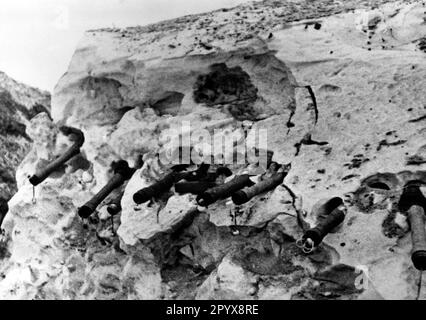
[398,180,426,212]
[29,175,42,186]
[133,189,152,204]
[412,251,426,271]
[59,126,85,147]
[111,160,135,180]
[107,203,121,216]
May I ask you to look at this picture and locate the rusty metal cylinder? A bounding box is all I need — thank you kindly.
[175,180,217,195]
[304,200,345,246]
[29,126,84,186]
[407,205,426,270]
[78,161,134,218]
[196,174,254,207]
[399,182,426,270]
[232,171,286,205]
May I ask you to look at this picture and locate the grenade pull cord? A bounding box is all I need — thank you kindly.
[110,215,116,235]
[81,217,89,230]
[296,237,315,254]
[230,208,240,236]
[32,185,37,204]
[156,205,161,224]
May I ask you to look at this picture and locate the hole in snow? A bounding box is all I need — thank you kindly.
[193,63,259,121]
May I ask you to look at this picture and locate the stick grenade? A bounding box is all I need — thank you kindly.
[231,167,288,205]
[398,182,426,270]
[132,164,213,204]
[297,197,346,253]
[407,206,426,270]
[78,161,135,219]
[133,171,180,204]
[196,174,255,207]
[174,166,232,195]
[29,126,85,186]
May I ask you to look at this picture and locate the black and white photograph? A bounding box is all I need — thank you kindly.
[0,0,425,307]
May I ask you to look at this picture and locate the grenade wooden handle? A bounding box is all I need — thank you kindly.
[407,205,426,270]
[79,161,134,218]
[29,126,85,186]
[79,174,127,218]
[303,206,345,246]
[29,145,80,186]
[232,172,286,205]
[133,171,180,204]
[132,164,214,204]
[196,174,254,207]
